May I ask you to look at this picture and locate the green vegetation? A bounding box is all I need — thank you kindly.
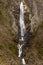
[8,42,18,55]
[0,3,10,25]
[37,42,43,59]
[0,43,3,49]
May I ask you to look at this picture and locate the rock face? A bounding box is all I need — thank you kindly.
[25,0,43,33]
[0,0,43,65]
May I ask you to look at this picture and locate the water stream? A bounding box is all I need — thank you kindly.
[18,1,26,65]
[19,2,26,37]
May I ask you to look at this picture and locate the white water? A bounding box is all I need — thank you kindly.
[19,2,26,36]
[22,58,26,65]
[18,43,26,65]
[18,1,26,65]
[18,44,24,57]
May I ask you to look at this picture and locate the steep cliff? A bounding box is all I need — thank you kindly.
[0,0,43,65]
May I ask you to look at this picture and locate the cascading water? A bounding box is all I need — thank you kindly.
[18,44,24,57]
[17,1,26,65]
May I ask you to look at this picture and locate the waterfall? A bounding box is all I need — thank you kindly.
[19,2,26,37]
[17,1,26,65]
[18,43,26,65]
[22,58,26,65]
[18,44,24,57]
